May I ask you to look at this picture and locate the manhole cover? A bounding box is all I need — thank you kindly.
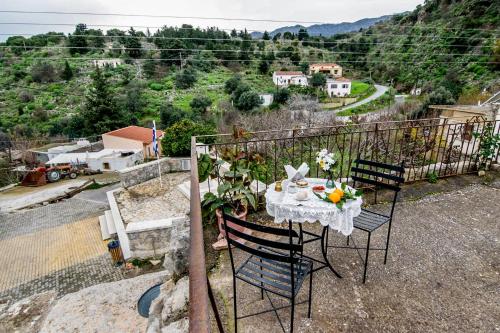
[137,283,162,318]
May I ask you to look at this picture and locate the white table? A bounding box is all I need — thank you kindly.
[265,178,363,278]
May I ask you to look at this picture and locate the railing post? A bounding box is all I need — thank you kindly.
[189,136,211,333]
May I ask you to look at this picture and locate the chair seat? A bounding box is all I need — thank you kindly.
[235,247,312,299]
[353,209,390,232]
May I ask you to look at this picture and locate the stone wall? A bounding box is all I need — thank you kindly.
[118,157,190,188]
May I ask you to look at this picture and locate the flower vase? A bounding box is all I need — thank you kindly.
[325,176,335,189]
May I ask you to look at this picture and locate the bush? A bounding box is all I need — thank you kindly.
[190,95,212,118]
[235,91,262,111]
[175,67,197,89]
[159,103,185,128]
[31,62,57,83]
[19,91,34,103]
[224,74,242,94]
[273,88,290,105]
[149,82,164,91]
[161,119,216,157]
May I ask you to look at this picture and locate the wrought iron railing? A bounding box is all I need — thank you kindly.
[188,117,499,332]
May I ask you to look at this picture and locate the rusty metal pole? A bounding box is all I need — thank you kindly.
[189,136,211,333]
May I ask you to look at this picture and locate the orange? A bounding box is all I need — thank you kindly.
[334,188,344,198]
[328,192,341,203]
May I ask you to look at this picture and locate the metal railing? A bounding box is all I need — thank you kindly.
[188,117,500,332]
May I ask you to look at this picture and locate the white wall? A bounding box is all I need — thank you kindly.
[272,74,308,87]
[327,81,352,97]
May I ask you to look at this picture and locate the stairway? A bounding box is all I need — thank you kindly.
[99,210,117,240]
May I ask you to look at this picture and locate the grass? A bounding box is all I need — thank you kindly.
[336,92,394,116]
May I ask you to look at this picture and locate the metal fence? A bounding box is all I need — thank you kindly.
[188,117,500,332]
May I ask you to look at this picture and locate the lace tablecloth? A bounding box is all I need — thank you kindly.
[265,178,362,236]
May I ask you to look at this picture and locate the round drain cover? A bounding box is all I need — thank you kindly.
[137,283,162,318]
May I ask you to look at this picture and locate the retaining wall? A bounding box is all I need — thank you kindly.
[118,157,190,188]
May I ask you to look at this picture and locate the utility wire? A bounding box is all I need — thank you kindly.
[0,10,498,32]
[0,33,494,49]
[0,45,492,57]
[1,23,497,40]
[3,56,498,65]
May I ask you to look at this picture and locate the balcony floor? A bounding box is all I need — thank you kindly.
[209,181,500,333]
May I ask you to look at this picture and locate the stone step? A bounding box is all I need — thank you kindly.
[98,215,111,240]
[105,210,117,235]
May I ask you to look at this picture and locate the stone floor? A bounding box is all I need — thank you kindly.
[209,182,500,333]
[0,197,125,306]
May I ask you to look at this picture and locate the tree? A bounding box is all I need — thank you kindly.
[232,83,251,103]
[299,62,309,74]
[175,67,197,89]
[68,23,88,55]
[262,31,270,40]
[124,27,143,58]
[86,28,105,49]
[272,33,281,42]
[298,28,309,41]
[159,103,185,128]
[61,60,73,80]
[81,66,127,135]
[273,88,290,105]
[161,119,216,156]
[124,81,144,118]
[224,74,242,94]
[235,91,262,111]
[283,31,294,40]
[190,96,212,118]
[310,72,326,88]
[258,59,270,74]
[143,56,157,79]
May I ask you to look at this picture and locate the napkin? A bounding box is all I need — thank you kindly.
[285,163,310,182]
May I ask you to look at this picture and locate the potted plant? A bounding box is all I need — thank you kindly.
[199,128,266,249]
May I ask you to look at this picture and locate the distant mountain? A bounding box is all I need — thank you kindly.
[251,15,393,38]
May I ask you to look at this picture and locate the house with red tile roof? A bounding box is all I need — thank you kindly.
[102,126,164,158]
[309,63,343,77]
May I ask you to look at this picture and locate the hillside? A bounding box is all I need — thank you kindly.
[330,0,499,100]
[250,15,392,38]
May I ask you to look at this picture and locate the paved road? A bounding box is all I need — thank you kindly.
[334,84,389,113]
[0,197,125,305]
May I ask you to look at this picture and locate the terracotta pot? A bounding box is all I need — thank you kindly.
[215,206,247,241]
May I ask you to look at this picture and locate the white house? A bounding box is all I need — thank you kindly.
[326,78,352,97]
[272,71,308,87]
[46,149,143,171]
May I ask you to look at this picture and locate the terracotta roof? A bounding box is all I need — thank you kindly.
[310,63,340,68]
[274,71,305,76]
[327,77,351,82]
[103,126,164,144]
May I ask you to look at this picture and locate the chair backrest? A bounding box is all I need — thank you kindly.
[222,212,302,272]
[351,158,405,209]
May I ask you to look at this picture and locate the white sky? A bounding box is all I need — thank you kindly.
[0,0,424,40]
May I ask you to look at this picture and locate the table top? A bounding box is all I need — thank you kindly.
[265,178,362,236]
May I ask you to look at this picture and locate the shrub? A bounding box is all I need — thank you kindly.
[175,68,197,89]
[224,74,242,94]
[19,91,34,103]
[190,95,212,118]
[159,103,186,128]
[31,62,57,83]
[161,119,216,157]
[273,88,290,105]
[235,91,262,111]
[149,82,164,91]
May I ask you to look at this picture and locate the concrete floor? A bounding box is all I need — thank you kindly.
[209,182,500,333]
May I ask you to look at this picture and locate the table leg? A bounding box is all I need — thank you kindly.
[320,227,342,278]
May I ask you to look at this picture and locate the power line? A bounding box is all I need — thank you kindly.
[0,45,493,57]
[0,10,498,33]
[0,33,494,49]
[0,22,497,40]
[3,56,498,65]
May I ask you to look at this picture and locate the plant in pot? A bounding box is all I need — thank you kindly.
[200,126,266,249]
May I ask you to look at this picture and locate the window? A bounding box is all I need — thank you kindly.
[103,162,110,170]
[334,70,338,74]
[331,84,338,89]
[342,84,349,89]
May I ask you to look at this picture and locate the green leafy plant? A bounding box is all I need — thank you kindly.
[161,119,216,157]
[427,171,438,183]
[314,182,363,210]
[473,123,500,171]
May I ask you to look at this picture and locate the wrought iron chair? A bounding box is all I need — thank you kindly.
[329,158,405,283]
[222,212,313,333]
